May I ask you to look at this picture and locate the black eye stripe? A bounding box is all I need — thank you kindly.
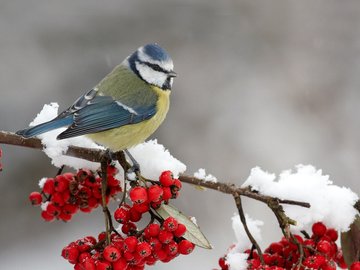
[141,61,169,74]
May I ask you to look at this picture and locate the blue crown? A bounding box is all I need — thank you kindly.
[142,43,171,62]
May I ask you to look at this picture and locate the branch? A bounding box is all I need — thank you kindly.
[1,130,312,241]
[0,131,310,207]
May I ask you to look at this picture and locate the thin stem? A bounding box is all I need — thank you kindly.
[105,207,122,237]
[290,233,305,269]
[233,193,264,265]
[301,230,311,239]
[119,181,127,207]
[56,165,65,176]
[100,158,111,246]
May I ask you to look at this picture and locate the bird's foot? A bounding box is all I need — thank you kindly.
[103,149,117,161]
[124,149,141,176]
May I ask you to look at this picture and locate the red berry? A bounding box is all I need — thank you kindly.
[158,230,173,244]
[178,239,195,255]
[163,217,179,232]
[173,223,187,237]
[145,255,157,266]
[317,240,332,255]
[164,241,178,256]
[107,176,120,187]
[162,187,172,201]
[219,257,228,270]
[136,242,152,258]
[78,252,92,262]
[159,171,174,187]
[321,260,337,270]
[78,186,92,199]
[121,222,137,235]
[84,236,97,245]
[114,207,130,224]
[144,223,160,238]
[148,237,162,251]
[153,249,167,261]
[129,208,142,222]
[124,236,138,252]
[147,185,163,202]
[351,262,360,270]
[46,202,61,217]
[41,210,54,221]
[132,202,149,214]
[59,211,72,222]
[103,245,121,262]
[172,179,182,190]
[61,245,79,264]
[54,175,70,192]
[123,251,134,262]
[76,239,92,253]
[247,258,260,269]
[43,178,55,194]
[51,192,65,206]
[325,228,338,241]
[129,187,148,204]
[82,259,96,270]
[88,197,99,208]
[303,255,326,269]
[107,164,118,176]
[95,261,112,270]
[112,258,128,270]
[29,191,42,205]
[312,222,327,237]
[97,232,106,242]
[336,251,347,269]
[268,242,283,254]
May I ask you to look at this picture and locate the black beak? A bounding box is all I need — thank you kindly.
[168,71,177,78]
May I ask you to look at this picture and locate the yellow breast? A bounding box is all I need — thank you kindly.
[86,86,170,151]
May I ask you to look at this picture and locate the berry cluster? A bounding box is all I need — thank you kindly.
[62,230,194,270]
[62,171,195,269]
[218,222,360,270]
[29,165,122,222]
[115,170,182,232]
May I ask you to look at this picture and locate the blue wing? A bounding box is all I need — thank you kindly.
[17,88,157,139]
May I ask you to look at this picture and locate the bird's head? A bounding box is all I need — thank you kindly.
[126,43,176,90]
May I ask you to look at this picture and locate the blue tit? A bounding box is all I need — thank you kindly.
[16,43,177,153]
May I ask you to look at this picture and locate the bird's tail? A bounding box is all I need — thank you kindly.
[16,116,72,138]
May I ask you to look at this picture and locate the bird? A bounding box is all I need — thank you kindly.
[16,43,176,168]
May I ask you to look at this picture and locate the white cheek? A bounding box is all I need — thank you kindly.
[136,62,167,87]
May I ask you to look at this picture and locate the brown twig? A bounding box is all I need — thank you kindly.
[100,158,111,245]
[233,193,264,265]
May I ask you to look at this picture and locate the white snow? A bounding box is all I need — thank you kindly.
[128,139,186,180]
[226,253,248,270]
[190,216,198,226]
[193,168,217,182]
[242,165,358,232]
[28,103,187,180]
[30,103,103,170]
[38,177,48,189]
[225,214,263,270]
[40,201,49,211]
[231,214,263,252]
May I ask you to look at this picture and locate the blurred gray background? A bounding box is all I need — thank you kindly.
[1,0,360,269]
